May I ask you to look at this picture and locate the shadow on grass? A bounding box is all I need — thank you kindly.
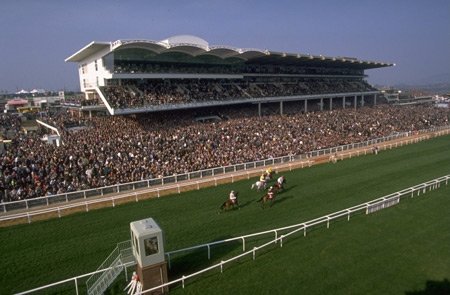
[274,195,294,205]
[279,184,297,194]
[405,279,450,295]
[168,235,242,280]
[238,199,254,209]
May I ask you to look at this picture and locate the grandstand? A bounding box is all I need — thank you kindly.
[65,35,393,115]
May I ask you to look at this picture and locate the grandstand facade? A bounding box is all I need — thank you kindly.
[65,35,394,115]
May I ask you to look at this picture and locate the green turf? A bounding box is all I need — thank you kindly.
[168,185,450,295]
[0,135,449,294]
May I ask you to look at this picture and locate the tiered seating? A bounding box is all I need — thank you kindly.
[102,78,376,109]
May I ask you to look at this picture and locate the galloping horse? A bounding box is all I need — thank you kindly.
[257,187,278,208]
[220,192,239,212]
[274,175,286,191]
[251,180,267,191]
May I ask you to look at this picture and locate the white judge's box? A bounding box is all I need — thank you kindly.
[130,217,168,293]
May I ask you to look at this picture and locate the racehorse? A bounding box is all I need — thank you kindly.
[274,176,286,191]
[251,180,267,191]
[257,187,278,208]
[265,171,275,181]
[220,192,239,212]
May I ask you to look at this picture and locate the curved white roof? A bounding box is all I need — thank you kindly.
[159,35,209,50]
[65,35,394,69]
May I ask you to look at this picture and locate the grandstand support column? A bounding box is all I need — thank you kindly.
[374,94,377,106]
[320,98,324,111]
[258,103,262,117]
[280,101,284,115]
[343,97,346,109]
[354,96,357,110]
[304,99,308,113]
[329,98,333,110]
[361,95,365,107]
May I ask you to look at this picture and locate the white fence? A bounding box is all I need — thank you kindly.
[142,175,450,294]
[2,125,449,216]
[2,127,450,226]
[15,175,449,294]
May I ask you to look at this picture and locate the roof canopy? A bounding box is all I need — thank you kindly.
[7,98,28,105]
[65,35,394,69]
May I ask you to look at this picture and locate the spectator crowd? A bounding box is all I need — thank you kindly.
[0,104,448,202]
[103,78,375,109]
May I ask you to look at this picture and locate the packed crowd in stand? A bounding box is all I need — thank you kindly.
[113,61,363,76]
[103,78,375,109]
[0,104,448,202]
[62,97,103,106]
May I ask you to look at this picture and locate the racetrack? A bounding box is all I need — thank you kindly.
[1,129,446,227]
[1,134,449,294]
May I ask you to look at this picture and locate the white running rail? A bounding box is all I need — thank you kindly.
[2,125,449,215]
[15,175,449,294]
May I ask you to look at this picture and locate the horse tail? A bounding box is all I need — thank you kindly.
[251,184,255,190]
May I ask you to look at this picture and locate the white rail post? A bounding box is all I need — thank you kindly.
[207,244,211,260]
[241,237,246,252]
[327,217,330,229]
[220,261,224,273]
[74,277,79,295]
[182,275,185,288]
[252,247,257,260]
[280,235,284,248]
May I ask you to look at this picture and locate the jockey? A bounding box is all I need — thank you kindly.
[260,173,267,183]
[265,167,273,177]
[277,176,285,187]
[229,190,237,204]
[267,186,275,199]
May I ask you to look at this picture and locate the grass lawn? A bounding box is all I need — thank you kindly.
[0,135,449,294]
[167,185,450,295]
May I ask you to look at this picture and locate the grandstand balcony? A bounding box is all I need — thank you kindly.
[95,77,379,115]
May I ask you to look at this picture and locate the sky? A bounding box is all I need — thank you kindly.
[0,0,449,92]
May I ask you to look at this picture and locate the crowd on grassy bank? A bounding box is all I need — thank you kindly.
[0,104,448,202]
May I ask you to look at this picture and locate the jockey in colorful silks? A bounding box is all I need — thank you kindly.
[277,176,285,189]
[267,186,275,200]
[229,190,237,204]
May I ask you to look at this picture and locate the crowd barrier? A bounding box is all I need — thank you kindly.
[1,125,450,218]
